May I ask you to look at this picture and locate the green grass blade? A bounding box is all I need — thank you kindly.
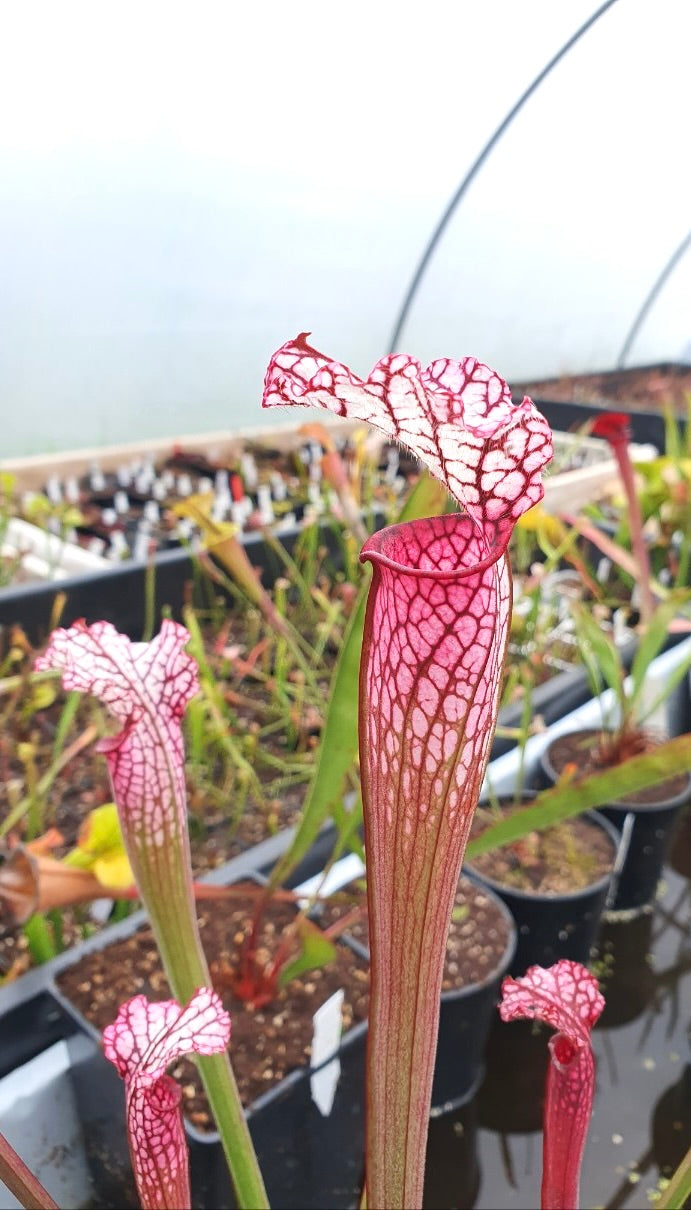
[654,1142,691,1209]
[465,735,691,859]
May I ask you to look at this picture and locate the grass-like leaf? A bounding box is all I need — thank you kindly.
[466,735,691,859]
[266,471,450,889]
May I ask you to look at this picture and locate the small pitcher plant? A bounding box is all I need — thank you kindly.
[103,989,231,1210]
[499,959,604,1210]
[1,338,637,1210]
[34,619,267,1208]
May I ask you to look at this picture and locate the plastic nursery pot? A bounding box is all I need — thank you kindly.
[539,729,691,915]
[591,908,657,1029]
[423,1096,480,1210]
[0,841,374,1210]
[464,795,621,977]
[0,981,368,1210]
[0,996,119,1209]
[49,888,371,1210]
[668,801,691,879]
[475,1016,550,1135]
[327,869,517,1115]
[432,873,517,1113]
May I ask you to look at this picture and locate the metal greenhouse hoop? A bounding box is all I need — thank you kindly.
[616,227,691,368]
[386,0,620,356]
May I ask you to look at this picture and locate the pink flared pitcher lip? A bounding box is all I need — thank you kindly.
[360,515,510,581]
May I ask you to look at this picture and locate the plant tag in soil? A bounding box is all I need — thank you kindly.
[310,988,344,1116]
[294,852,366,909]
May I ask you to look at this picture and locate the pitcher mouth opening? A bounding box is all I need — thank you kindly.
[360,512,509,581]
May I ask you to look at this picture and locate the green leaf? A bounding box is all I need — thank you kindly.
[22,681,58,717]
[654,1141,691,1210]
[267,471,450,889]
[628,594,691,719]
[277,918,337,987]
[23,914,59,964]
[570,601,624,713]
[465,735,691,859]
[640,642,691,725]
[51,690,81,762]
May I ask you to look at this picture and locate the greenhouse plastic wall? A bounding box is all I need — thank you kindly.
[2,1,690,458]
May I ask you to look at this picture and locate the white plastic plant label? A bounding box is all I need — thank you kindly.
[310,988,344,1116]
[293,852,366,910]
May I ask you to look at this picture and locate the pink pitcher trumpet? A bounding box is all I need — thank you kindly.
[263,333,553,1207]
[34,618,267,1208]
[499,960,605,1210]
[103,989,231,1210]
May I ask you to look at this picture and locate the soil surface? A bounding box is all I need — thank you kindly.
[516,364,691,415]
[56,884,370,1127]
[56,873,513,1131]
[467,803,616,894]
[319,873,513,991]
[544,728,691,806]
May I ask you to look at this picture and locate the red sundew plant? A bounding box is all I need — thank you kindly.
[263,333,553,1207]
[499,959,604,1210]
[103,989,231,1210]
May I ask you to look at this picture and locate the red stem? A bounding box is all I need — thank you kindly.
[609,440,655,625]
[0,1132,58,1210]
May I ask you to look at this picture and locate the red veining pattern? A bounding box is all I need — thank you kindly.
[499,958,604,1038]
[262,332,553,543]
[262,334,553,1207]
[361,514,509,836]
[359,512,511,1203]
[499,961,604,1210]
[35,620,198,843]
[103,990,230,1210]
[262,333,554,1210]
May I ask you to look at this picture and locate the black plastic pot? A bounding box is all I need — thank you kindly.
[0,853,507,1207]
[0,514,382,645]
[465,804,621,976]
[0,842,375,1210]
[591,910,657,1028]
[515,383,669,451]
[0,841,371,1209]
[65,1003,368,1210]
[668,802,691,879]
[431,875,516,1114]
[423,1097,480,1210]
[539,729,691,914]
[475,1016,550,1135]
[339,871,517,1115]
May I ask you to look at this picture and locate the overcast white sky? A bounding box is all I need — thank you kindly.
[2,1,690,455]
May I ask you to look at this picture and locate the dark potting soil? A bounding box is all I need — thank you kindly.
[55,875,512,1134]
[467,807,615,894]
[319,873,513,992]
[56,886,370,1129]
[516,364,691,415]
[546,729,690,806]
